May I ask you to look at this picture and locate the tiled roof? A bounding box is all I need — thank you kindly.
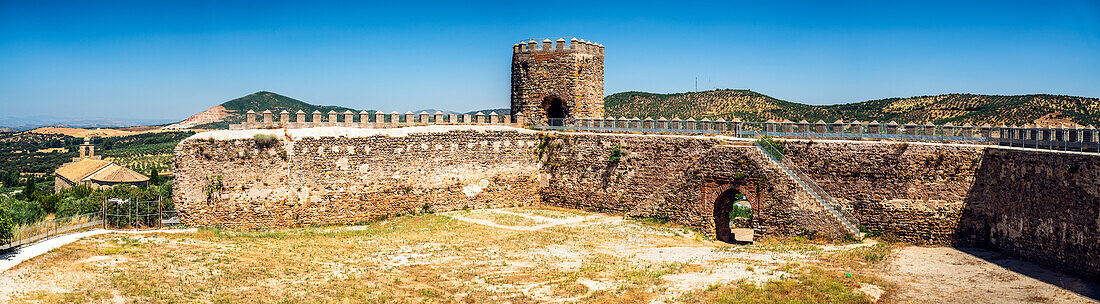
[55,159,111,182]
[87,164,148,183]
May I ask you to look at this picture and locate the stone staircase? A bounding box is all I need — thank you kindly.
[753,141,862,236]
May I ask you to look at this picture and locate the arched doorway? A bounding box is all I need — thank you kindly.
[714,188,753,243]
[543,95,566,126]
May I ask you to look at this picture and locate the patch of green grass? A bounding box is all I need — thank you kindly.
[828,242,894,268]
[748,237,824,255]
[684,267,873,304]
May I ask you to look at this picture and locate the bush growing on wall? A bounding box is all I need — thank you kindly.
[253,134,278,149]
[608,144,624,163]
[755,135,785,159]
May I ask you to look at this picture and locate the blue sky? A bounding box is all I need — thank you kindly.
[1,0,1098,120]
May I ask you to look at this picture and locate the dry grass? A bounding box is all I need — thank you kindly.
[1,207,891,303]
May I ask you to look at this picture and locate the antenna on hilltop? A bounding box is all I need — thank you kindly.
[695,77,698,92]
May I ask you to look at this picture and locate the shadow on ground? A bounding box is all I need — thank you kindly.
[956,247,1099,301]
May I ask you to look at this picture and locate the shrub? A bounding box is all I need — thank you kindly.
[1,197,45,226]
[0,211,11,243]
[608,144,624,163]
[253,134,278,149]
[157,182,173,203]
[729,203,752,219]
[204,175,224,201]
[755,135,785,159]
[36,193,60,214]
[62,184,94,199]
[56,197,100,218]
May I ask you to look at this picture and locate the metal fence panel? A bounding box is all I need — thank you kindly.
[0,211,103,251]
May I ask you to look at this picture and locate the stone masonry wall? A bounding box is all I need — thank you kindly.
[537,133,852,238]
[173,126,541,228]
[965,148,1099,279]
[511,40,604,123]
[173,127,1098,278]
[784,141,986,245]
[784,140,1099,278]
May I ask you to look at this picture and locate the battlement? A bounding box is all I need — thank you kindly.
[513,37,604,56]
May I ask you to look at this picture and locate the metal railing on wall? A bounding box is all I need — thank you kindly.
[755,139,860,235]
[535,118,1100,154]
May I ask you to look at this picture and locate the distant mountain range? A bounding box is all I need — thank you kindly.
[10,89,1096,132]
[605,90,1100,127]
[0,115,173,131]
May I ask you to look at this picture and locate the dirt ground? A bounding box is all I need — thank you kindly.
[0,207,1094,303]
[882,246,1098,304]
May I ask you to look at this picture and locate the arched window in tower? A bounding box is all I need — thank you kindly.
[543,95,567,126]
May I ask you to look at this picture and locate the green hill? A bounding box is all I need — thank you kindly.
[604,89,1100,126]
[188,91,364,129]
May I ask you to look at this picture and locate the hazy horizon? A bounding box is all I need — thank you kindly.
[2,0,1098,121]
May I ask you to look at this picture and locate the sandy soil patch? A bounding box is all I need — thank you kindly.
[882,246,1099,304]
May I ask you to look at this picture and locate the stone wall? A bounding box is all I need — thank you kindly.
[536,133,852,238]
[783,141,986,245]
[784,140,1099,278]
[965,148,1099,279]
[173,126,541,228]
[173,127,1098,278]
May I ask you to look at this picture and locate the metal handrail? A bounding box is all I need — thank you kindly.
[533,119,1100,154]
[755,140,861,235]
[1,211,104,251]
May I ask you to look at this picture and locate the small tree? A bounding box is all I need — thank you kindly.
[1,171,18,188]
[22,176,36,199]
[0,207,12,243]
[149,168,161,186]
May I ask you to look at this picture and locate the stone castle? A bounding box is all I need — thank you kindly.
[180,38,1099,280]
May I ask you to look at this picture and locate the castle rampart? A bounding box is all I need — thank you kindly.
[173,126,542,228]
[175,126,1100,278]
[234,110,516,130]
[512,37,604,56]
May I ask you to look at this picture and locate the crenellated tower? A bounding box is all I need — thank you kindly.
[511,37,604,125]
